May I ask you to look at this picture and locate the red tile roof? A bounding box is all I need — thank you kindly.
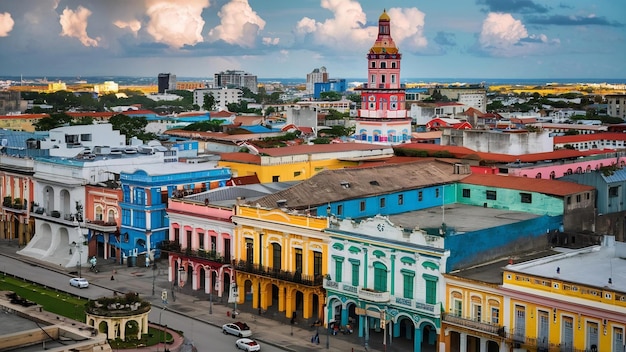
[395,143,609,163]
[461,173,595,196]
[66,111,115,118]
[219,152,261,164]
[0,113,49,120]
[554,132,626,144]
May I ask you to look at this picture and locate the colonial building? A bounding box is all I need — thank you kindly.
[355,10,411,144]
[325,215,446,352]
[231,205,328,320]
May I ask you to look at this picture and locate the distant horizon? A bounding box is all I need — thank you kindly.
[2,75,626,86]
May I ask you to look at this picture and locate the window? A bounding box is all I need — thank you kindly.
[95,206,103,221]
[576,194,581,202]
[418,191,423,201]
[295,249,303,273]
[198,232,204,249]
[337,205,343,216]
[402,271,414,299]
[398,194,404,205]
[613,327,623,352]
[472,304,482,322]
[272,243,282,271]
[538,311,549,349]
[293,171,301,177]
[371,62,376,68]
[373,262,388,291]
[486,190,497,200]
[424,275,437,304]
[491,307,500,324]
[381,75,386,83]
[351,260,360,286]
[436,188,440,198]
[360,201,366,212]
[514,305,526,341]
[211,236,217,251]
[587,322,599,351]
[391,74,396,84]
[334,258,343,282]
[313,251,322,276]
[380,198,386,208]
[380,62,386,69]
[520,193,532,203]
[609,186,619,197]
[246,239,254,263]
[371,74,375,83]
[272,175,280,182]
[391,62,396,69]
[453,299,462,316]
[462,189,471,198]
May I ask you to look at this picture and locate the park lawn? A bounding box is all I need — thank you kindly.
[0,275,87,321]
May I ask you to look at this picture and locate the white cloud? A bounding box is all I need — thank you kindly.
[114,19,141,36]
[262,37,279,45]
[479,12,528,50]
[208,0,266,48]
[59,6,100,47]
[145,0,209,48]
[295,1,427,53]
[0,12,15,37]
[387,8,427,51]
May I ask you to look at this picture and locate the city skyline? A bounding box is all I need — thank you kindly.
[0,0,624,80]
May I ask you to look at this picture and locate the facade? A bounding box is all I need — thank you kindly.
[606,94,626,120]
[324,215,446,352]
[306,67,329,94]
[118,163,231,266]
[93,81,119,95]
[0,155,35,245]
[193,88,242,111]
[158,73,177,94]
[84,184,122,261]
[446,130,554,155]
[313,79,347,99]
[501,236,626,352]
[0,90,25,114]
[232,205,328,320]
[162,198,235,301]
[214,70,258,93]
[554,132,626,151]
[355,10,411,144]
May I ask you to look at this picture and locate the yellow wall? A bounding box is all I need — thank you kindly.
[218,158,359,183]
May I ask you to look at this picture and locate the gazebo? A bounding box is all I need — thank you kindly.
[85,292,151,341]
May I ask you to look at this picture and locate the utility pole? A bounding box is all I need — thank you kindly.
[158,290,168,352]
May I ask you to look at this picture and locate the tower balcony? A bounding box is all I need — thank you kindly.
[358,109,407,119]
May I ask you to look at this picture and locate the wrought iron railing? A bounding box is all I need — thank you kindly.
[232,259,324,286]
[158,240,231,264]
[443,313,505,336]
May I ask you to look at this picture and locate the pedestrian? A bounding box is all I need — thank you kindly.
[315,332,320,344]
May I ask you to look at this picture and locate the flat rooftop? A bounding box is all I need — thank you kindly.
[388,203,541,234]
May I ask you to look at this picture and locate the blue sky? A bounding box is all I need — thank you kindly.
[0,0,624,80]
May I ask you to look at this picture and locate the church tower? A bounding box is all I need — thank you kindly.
[355,10,411,144]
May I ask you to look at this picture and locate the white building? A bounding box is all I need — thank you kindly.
[193,88,243,111]
[606,94,626,120]
[458,93,486,113]
[306,67,328,94]
[39,124,126,158]
[458,130,554,155]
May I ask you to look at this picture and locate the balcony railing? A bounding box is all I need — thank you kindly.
[159,241,231,264]
[442,313,505,336]
[85,219,118,232]
[358,287,390,303]
[232,259,324,287]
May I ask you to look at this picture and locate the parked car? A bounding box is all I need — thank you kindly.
[236,338,261,351]
[69,277,89,288]
[222,322,252,337]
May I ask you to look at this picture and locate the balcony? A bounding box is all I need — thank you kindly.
[2,197,28,214]
[358,287,390,303]
[159,240,231,265]
[443,313,505,336]
[29,208,83,226]
[232,259,324,287]
[85,219,118,233]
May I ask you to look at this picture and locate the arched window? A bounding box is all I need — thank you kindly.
[107,209,116,223]
[95,206,103,221]
[550,171,556,179]
[535,173,542,179]
[380,62,386,69]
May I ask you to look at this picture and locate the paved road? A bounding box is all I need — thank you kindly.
[0,253,284,352]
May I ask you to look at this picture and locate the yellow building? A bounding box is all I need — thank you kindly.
[442,268,507,352]
[218,143,394,183]
[231,205,329,320]
[502,237,626,352]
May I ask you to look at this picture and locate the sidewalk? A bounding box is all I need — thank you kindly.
[0,241,399,352]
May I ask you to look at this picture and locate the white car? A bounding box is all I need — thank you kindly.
[236,338,261,351]
[69,277,89,288]
[222,322,252,337]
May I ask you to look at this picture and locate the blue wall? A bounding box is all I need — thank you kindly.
[444,215,563,271]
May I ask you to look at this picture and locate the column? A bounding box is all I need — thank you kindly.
[286,289,294,318]
[359,315,365,337]
[278,285,286,312]
[390,254,396,296]
[341,306,348,327]
[303,291,312,319]
[480,337,488,352]
[252,279,260,309]
[460,332,467,352]
[413,325,423,352]
[363,248,368,287]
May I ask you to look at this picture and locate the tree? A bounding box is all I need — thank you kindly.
[33,112,73,131]
[203,93,216,111]
[109,114,155,143]
[320,91,342,101]
[264,106,276,117]
[182,119,224,132]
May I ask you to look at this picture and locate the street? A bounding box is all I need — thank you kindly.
[0,254,286,352]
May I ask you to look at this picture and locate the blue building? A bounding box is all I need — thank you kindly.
[119,163,231,266]
[313,79,347,99]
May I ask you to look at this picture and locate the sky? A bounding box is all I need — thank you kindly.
[0,0,624,80]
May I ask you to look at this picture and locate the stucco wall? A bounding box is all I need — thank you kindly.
[456,183,564,216]
[445,215,561,271]
[462,130,553,155]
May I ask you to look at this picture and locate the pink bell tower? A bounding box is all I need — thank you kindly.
[355,9,411,144]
